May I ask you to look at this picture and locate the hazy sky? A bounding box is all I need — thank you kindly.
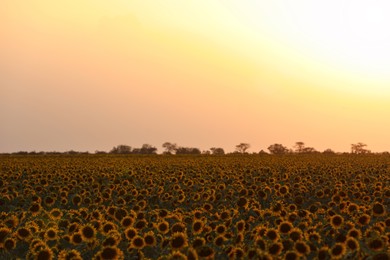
[2,0,390,153]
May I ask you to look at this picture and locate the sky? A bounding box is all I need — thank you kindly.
[1,0,390,153]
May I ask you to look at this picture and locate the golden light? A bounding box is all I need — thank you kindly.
[222,0,390,96]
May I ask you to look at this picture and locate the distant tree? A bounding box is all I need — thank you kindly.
[323,149,335,155]
[65,150,79,155]
[235,143,250,153]
[139,144,157,154]
[110,145,132,154]
[95,150,107,154]
[13,151,28,155]
[175,147,201,155]
[294,142,305,153]
[259,149,269,155]
[301,147,317,153]
[202,150,211,155]
[162,142,178,154]
[267,144,289,155]
[210,147,225,155]
[351,143,370,154]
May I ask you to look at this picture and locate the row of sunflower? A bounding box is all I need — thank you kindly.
[0,154,389,259]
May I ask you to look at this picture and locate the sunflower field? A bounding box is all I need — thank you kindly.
[0,154,389,259]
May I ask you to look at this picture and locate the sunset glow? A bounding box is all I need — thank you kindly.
[2,0,390,153]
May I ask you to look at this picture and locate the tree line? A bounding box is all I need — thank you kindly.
[3,141,377,155]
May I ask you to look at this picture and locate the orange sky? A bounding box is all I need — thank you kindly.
[2,0,390,153]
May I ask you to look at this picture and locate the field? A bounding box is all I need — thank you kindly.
[0,154,389,259]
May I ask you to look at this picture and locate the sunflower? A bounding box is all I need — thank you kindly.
[102,221,117,235]
[144,231,156,247]
[71,233,83,245]
[125,227,137,240]
[345,237,360,251]
[16,227,32,241]
[268,242,283,256]
[367,238,385,252]
[170,232,188,250]
[316,246,330,260]
[4,237,16,251]
[192,237,206,248]
[49,208,63,220]
[294,241,310,256]
[45,227,58,241]
[284,250,299,260]
[130,235,145,250]
[35,247,54,260]
[192,220,204,235]
[236,220,246,233]
[330,214,344,229]
[215,224,226,235]
[237,197,248,209]
[357,214,371,226]
[196,246,214,259]
[330,243,346,259]
[68,223,79,234]
[156,221,170,235]
[99,246,124,260]
[134,219,147,230]
[213,235,225,247]
[5,215,19,229]
[29,203,41,216]
[0,227,11,245]
[171,223,186,233]
[306,231,321,244]
[278,221,293,234]
[80,224,96,242]
[372,202,386,217]
[44,196,55,207]
[289,228,302,242]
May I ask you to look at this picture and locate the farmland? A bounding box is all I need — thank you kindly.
[0,154,389,259]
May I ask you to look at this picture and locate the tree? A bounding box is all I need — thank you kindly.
[267,144,289,155]
[235,143,250,153]
[139,144,157,154]
[175,147,201,155]
[301,147,317,153]
[294,142,305,153]
[210,147,225,155]
[162,142,178,154]
[323,149,335,155]
[110,145,132,154]
[351,143,370,154]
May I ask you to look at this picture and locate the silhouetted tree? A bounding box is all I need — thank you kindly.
[65,150,79,155]
[268,144,289,155]
[351,143,370,154]
[301,147,317,153]
[162,142,178,154]
[294,142,305,153]
[95,150,107,154]
[210,147,225,155]
[235,143,250,153]
[323,149,335,154]
[175,147,201,155]
[139,144,157,154]
[110,145,132,154]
